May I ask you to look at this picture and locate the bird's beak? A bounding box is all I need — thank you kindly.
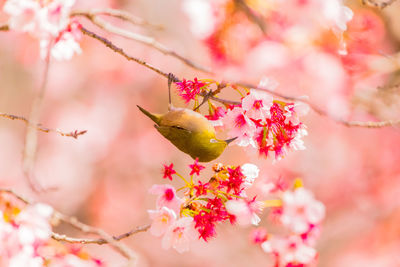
[225,137,238,144]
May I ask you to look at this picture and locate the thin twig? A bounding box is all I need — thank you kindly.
[71,8,163,30]
[80,26,171,79]
[75,12,211,73]
[0,189,140,261]
[0,113,87,138]
[52,224,151,244]
[362,0,398,9]
[52,212,137,260]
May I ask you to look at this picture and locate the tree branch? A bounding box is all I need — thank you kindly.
[0,112,87,138]
[362,0,398,9]
[0,188,142,261]
[52,224,151,244]
[81,29,400,128]
[73,11,211,73]
[71,8,163,30]
[2,19,399,129]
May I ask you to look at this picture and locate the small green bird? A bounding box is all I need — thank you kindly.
[137,105,236,162]
[137,74,235,162]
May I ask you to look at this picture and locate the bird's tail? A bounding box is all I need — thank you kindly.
[137,105,161,125]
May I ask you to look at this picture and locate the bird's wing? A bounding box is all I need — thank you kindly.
[155,125,193,155]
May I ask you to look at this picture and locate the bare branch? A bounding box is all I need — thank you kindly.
[81,29,400,129]
[74,11,211,73]
[2,19,399,129]
[362,0,398,9]
[52,224,151,244]
[71,8,163,30]
[0,112,87,138]
[80,26,171,79]
[0,188,140,261]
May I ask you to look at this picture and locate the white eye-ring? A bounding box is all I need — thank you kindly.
[210,139,218,143]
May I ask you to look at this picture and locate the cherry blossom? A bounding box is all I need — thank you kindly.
[149,184,183,214]
[189,158,205,176]
[163,163,176,181]
[3,0,81,60]
[241,163,259,188]
[262,235,317,266]
[225,198,263,226]
[175,78,207,103]
[280,188,325,234]
[223,107,257,148]
[242,90,273,120]
[161,217,197,253]
[148,207,177,237]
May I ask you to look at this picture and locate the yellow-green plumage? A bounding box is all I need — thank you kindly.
[137,105,229,162]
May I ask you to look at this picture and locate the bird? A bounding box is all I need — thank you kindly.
[137,74,236,162]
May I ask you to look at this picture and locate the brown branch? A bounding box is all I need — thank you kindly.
[0,188,139,261]
[2,19,399,129]
[362,0,398,9]
[0,113,87,138]
[74,11,211,73]
[52,224,151,244]
[71,8,163,30]
[81,26,171,79]
[81,29,400,128]
[52,212,138,260]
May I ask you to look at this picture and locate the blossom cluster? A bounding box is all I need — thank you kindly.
[0,193,102,267]
[254,182,325,267]
[149,160,325,267]
[148,160,264,253]
[175,79,308,161]
[224,90,309,161]
[175,78,208,103]
[3,0,81,60]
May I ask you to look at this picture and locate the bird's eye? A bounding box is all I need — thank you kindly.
[210,139,218,143]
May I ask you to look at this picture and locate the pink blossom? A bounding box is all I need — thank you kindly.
[8,248,44,267]
[284,103,310,125]
[262,235,317,266]
[4,0,81,61]
[148,207,177,237]
[161,217,197,253]
[250,228,268,244]
[149,184,183,213]
[4,0,75,37]
[189,158,205,176]
[242,90,273,120]
[15,203,53,245]
[322,0,353,32]
[223,107,256,148]
[225,198,263,226]
[175,78,206,103]
[281,188,325,234]
[205,106,226,127]
[241,163,260,188]
[162,163,176,181]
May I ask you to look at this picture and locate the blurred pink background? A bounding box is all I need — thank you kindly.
[1,0,400,266]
